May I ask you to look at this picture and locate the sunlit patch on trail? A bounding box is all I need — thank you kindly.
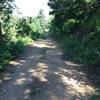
[60,73,95,95]
[24,88,31,95]
[24,88,31,100]
[9,61,22,66]
[3,76,12,81]
[34,40,56,48]
[65,61,80,66]
[28,63,48,82]
[14,77,27,85]
[19,60,25,63]
[36,63,48,82]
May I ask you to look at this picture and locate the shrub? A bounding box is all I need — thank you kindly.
[0,36,32,70]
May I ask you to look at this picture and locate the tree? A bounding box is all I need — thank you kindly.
[37,9,47,33]
[48,0,99,33]
[48,0,100,67]
[0,0,15,43]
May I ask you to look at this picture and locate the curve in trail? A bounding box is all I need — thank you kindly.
[0,38,94,100]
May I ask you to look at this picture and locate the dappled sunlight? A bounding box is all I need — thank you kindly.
[0,76,12,84]
[0,39,95,100]
[60,74,95,95]
[3,76,12,81]
[24,88,31,99]
[0,0,99,99]
[45,45,56,49]
[0,73,13,84]
[29,55,43,60]
[19,60,26,63]
[28,69,36,73]
[9,61,22,66]
[14,77,27,85]
[53,63,95,97]
[34,39,57,49]
[65,61,81,66]
[27,62,49,83]
[58,68,85,78]
[24,88,31,94]
[34,43,46,48]
[57,67,95,95]
[28,69,38,77]
[37,63,48,69]
[34,41,56,49]
[33,63,48,82]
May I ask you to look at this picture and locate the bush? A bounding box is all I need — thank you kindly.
[60,35,82,62]
[0,36,32,70]
[62,19,80,35]
[31,32,41,40]
[79,31,100,66]
[58,31,100,68]
[0,14,47,70]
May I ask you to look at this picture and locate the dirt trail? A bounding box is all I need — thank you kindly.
[0,38,95,100]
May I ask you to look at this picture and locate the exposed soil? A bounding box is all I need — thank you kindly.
[0,38,95,100]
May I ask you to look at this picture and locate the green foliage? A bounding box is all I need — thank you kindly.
[9,36,33,57]
[0,36,32,70]
[62,19,80,35]
[48,0,100,67]
[80,31,100,66]
[16,18,32,36]
[16,11,47,39]
[59,35,82,62]
[0,5,47,70]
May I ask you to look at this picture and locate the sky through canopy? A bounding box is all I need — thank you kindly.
[14,0,49,17]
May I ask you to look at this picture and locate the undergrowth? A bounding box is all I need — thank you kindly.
[0,36,32,70]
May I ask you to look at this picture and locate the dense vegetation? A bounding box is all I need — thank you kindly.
[48,0,100,68]
[0,0,47,70]
[0,0,100,98]
[48,0,100,98]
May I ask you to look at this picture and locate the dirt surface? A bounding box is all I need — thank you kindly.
[0,38,95,100]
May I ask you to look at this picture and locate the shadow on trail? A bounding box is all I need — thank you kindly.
[0,39,95,100]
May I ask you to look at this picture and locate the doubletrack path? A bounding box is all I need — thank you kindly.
[0,38,94,100]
